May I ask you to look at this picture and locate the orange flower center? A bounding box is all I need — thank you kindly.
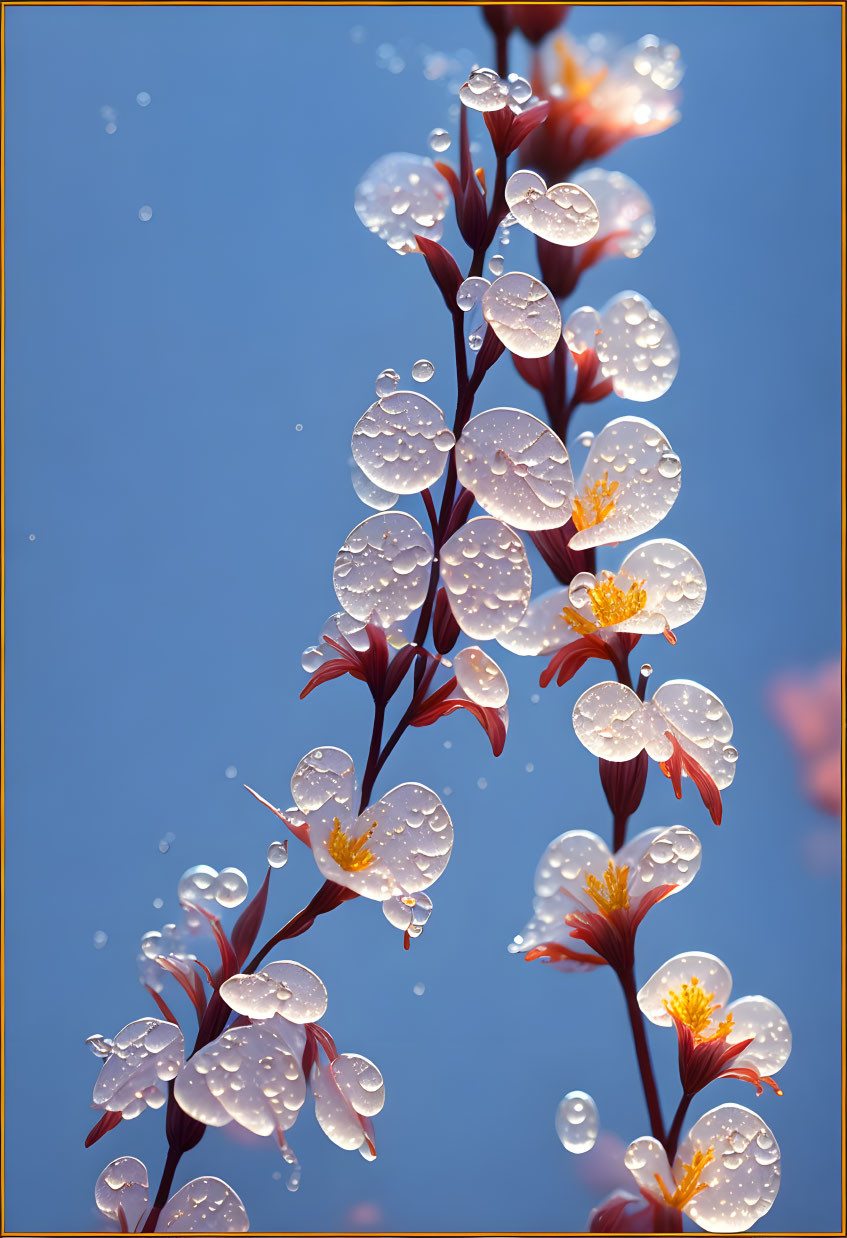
[664,976,735,1042]
[583,860,630,914]
[655,1147,715,1210]
[562,572,647,635]
[327,816,377,872]
[571,471,619,531]
[553,36,609,102]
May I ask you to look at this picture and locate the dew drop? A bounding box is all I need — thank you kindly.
[286,1165,301,1193]
[375,368,401,398]
[555,1091,599,1153]
[158,839,170,854]
[640,663,653,679]
[456,277,490,312]
[723,745,739,763]
[507,73,532,105]
[488,254,504,276]
[267,840,289,868]
[477,777,488,790]
[428,127,451,153]
[657,452,681,479]
[28,533,36,541]
[412,981,426,996]
[138,205,153,222]
[153,897,164,909]
[577,430,595,448]
[468,331,483,351]
[411,358,435,383]
[136,91,151,107]
[93,930,109,949]
[224,765,237,779]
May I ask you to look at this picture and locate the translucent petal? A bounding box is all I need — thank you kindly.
[352,391,454,495]
[505,170,600,246]
[95,1156,149,1230]
[456,407,575,530]
[159,1177,249,1232]
[290,746,356,831]
[354,153,448,254]
[259,962,328,1024]
[440,516,531,639]
[350,459,398,511]
[651,680,736,788]
[453,645,509,707]
[311,1057,373,1152]
[595,292,679,402]
[93,1019,184,1117]
[333,512,434,627]
[569,417,680,551]
[174,1015,306,1136]
[577,168,655,259]
[512,888,599,972]
[331,1053,386,1117]
[310,783,453,900]
[679,1104,780,1232]
[382,890,433,933]
[617,539,706,633]
[638,952,732,1028]
[496,586,572,656]
[481,273,562,359]
[724,997,792,1077]
[218,972,294,1021]
[534,829,613,902]
[628,824,702,903]
[564,306,602,355]
[572,681,646,760]
[624,1136,672,1203]
[555,1090,599,1153]
[459,67,510,112]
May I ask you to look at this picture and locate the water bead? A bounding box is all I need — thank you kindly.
[459,67,510,112]
[138,205,153,222]
[93,930,109,949]
[136,91,151,107]
[413,981,426,996]
[555,1091,599,1153]
[286,1165,302,1192]
[507,73,532,105]
[488,254,504,276]
[505,170,600,247]
[427,127,451,153]
[267,840,289,868]
[481,273,561,359]
[224,765,237,779]
[215,867,249,908]
[456,276,490,311]
[411,358,435,382]
[375,368,400,398]
[640,663,653,679]
[723,745,739,763]
[657,451,681,478]
[576,430,595,448]
[468,331,483,351]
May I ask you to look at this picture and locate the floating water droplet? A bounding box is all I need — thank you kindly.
[105,122,117,135]
[224,765,237,779]
[267,840,289,868]
[138,205,153,222]
[577,430,595,448]
[158,839,170,854]
[295,423,303,432]
[286,1165,301,1193]
[428,127,451,153]
[456,277,490,311]
[530,693,540,704]
[723,745,739,763]
[468,331,483,351]
[477,777,488,790]
[657,452,681,478]
[375,368,401,398]
[411,358,435,382]
[443,739,452,749]
[93,930,108,949]
[640,663,653,679]
[525,762,535,773]
[555,1090,599,1153]
[271,1170,282,1181]
[136,91,151,107]
[152,897,164,909]
[442,785,453,796]
[412,982,426,996]
[28,533,36,541]
[488,254,504,276]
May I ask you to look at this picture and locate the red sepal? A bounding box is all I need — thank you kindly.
[659,730,724,825]
[530,515,596,586]
[589,1190,655,1234]
[433,587,461,654]
[243,783,311,848]
[540,633,614,688]
[231,867,272,968]
[411,677,507,757]
[414,234,464,311]
[145,984,180,1027]
[84,1108,123,1148]
[524,940,605,967]
[485,99,551,158]
[186,902,239,982]
[155,956,208,1022]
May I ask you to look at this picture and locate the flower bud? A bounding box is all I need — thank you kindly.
[433,587,461,654]
[599,750,649,819]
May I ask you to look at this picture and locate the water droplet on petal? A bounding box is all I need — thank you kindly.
[375,368,401,398]
[657,452,681,478]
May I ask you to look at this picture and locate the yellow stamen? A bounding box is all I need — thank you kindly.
[583,860,630,914]
[554,36,609,102]
[655,1147,715,1210]
[572,471,620,532]
[664,976,735,1042]
[327,816,377,872]
[561,572,647,635]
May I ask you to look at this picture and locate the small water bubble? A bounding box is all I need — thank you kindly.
[525,762,535,773]
[640,663,653,679]
[388,56,405,74]
[286,1165,301,1193]
[28,533,36,541]
[136,91,151,107]
[267,840,289,869]
[477,776,488,790]
[412,981,426,996]
[456,277,489,312]
[530,692,540,704]
[723,745,739,763]
[158,839,170,854]
[93,930,108,950]
[138,205,153,222]
[105,122,117,135]
[411,358,435,383]
[153,897,164,909]
[443,739,452,749]
[657,452,681,479]
[428,127,451,153]
[555,1090,599,1153]
[295,423,303,432]
[488,254,504,276]
[349,25,366,44]
[375,368,400,398]
[224,765,237,779]
[577,430,595,448]
[508,73,532,104]
[442,785,453,796]
[468,331,483,351]
[271,1170,282,1181]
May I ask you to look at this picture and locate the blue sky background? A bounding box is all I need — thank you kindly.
[4,4,842,1233]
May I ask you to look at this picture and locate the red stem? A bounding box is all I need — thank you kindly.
[142,1145,182,1232]
[619,965,665,1144]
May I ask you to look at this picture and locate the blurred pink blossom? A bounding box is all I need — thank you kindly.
[768,659,842,816]
[346,1200,383,1228]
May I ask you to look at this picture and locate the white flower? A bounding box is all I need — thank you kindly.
[573,678,737,824]
[95,1157,249,1232]
[565,293,679,402]
[624,1104,780,1233]
[88,1018,183,1120]
[354,153,448,254]
[289,746,453,900]
[510,825,700,972]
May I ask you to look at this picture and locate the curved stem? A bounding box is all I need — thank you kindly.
[665,1092,693,1165]
[244,880,349,974]
[358,697,386,812]
[142,1145,182,1232]
[619,965,665,1144]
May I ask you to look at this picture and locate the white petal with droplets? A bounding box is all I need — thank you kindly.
[440,516,531,640]
[258,962,328,1024]
[456,407,575,530]
[572,681,646,760]
[331,1053,386,1117]
[628,825,702,902]
[482,273,562,359]
[333,512,434,627]
[595,292,679,402]
[638,952,732,1027]
[354,153,448,254]
[618,539,706,633]
[724,997,791,1077]
[534,829,613,903]
[174,1015,306,1136]
[505,170,600,246]
[350,459,398,511]
[92,1020,184,1118]
[577,168,655,259]
[624,1136,672,1203]
[352,391,454,495]
[496,586,572,656]
[453,645,509,707]
[382,890,433,935]
[290,746,355,831]
[459,67,510,112]
[679,1104,780,1233]
[651,680,736,788]
[159,1177,249,1232]
[569,416,680,551]
[218,971,294,1021]
[95,1157,149,1231]
[311,1057,375,1152]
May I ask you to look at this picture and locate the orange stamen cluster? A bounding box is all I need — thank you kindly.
[327,816,377,872]
[655,1147,715,1210]
[664,976,735,1042]
[571,471,619,531]
[583,860,630,914]
[562,572,647,635]
[554,36,609,102]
